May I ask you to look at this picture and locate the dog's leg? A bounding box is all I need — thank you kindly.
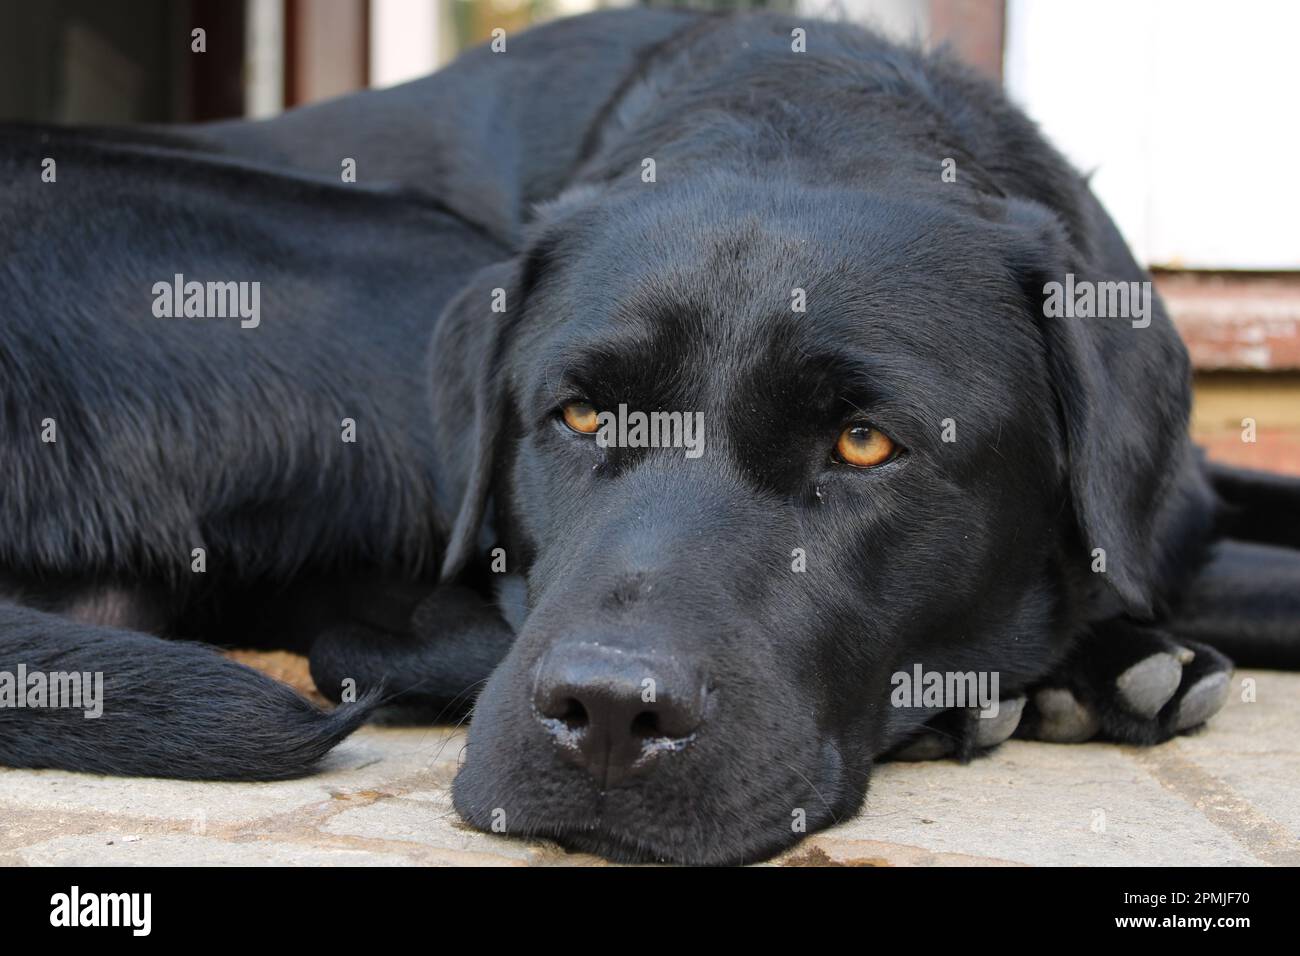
[308,582,518,720]
[1164,538,1300,668]
[1208,462,1300,551]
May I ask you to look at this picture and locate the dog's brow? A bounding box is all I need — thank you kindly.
[772,345,961,440]
[790,348,900,401]
[535,334,682,406]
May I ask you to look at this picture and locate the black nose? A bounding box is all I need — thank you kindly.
[532,642,706,789]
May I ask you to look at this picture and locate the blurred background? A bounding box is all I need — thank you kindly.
[2,0,1297,473]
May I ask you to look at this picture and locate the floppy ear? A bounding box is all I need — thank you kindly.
[428,259,522,583]
[1003,198,1196,618]
[430,186,603,582]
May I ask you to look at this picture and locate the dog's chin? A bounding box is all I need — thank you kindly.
[452,795,844,866]
[450,749,871,866]
[529,820,826,866]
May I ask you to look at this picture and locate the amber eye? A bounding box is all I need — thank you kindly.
[835,424,896,468]
[561,401,600,434]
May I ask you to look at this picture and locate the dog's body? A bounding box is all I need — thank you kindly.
[2,10,1298,861]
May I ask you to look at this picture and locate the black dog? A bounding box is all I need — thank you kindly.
[2,9,1298,864]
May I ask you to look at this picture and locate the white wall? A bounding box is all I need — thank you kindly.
[1005,0,1300,270]
[370,0,441,88]
[798,0,929,43]
[244,0,284,118]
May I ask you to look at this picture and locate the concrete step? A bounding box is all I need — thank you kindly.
[2,669,1294,865]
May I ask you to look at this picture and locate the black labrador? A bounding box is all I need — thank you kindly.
[2,9,1298,865]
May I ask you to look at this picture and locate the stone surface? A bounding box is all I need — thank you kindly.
[1,670,1296,867]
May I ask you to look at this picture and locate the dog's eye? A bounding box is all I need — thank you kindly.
[835,424,896,468]
[561,401,600,434]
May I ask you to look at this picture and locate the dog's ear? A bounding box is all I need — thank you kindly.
[429,259,524,583]
[1002,198,1194,618]
[430,187,602,582]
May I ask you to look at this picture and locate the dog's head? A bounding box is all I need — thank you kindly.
[430,175,1198,863]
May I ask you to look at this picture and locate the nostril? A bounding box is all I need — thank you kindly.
[630,710,660,739]
[532,644,708,787]
[557,697,589,730]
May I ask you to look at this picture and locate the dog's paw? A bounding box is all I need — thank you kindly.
[1016,621,1233,746]
[889,695,1027,761]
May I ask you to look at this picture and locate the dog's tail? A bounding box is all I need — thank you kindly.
[0,602,373,780]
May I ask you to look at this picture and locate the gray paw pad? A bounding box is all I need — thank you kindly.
[892,733,953,761]
[1116,653,1183,719]
[1173,671,1231,732]
[1033,687,1100,742]
[974,696,1026,747]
